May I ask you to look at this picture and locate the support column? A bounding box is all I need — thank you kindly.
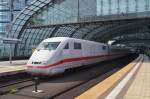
[145,0,149,11]
[117,0,120,16]
[108,0,111,15]
[101,0,103,16]
[77,0,80,22]
[135,0,138,13]
[126,0,129,14]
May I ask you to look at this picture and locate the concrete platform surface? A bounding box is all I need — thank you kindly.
[0,60,28,67]
[0,60,27,76]
[122,55,150,99]
[76,55,144,99]
[105,55,150,99]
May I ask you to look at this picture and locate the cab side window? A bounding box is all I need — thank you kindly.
[74,42,81,49]
[64,43,69,49]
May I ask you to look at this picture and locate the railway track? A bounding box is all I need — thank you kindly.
[0,55,138,99]
[0,73,33,95]
[0,73,54,95]
[0,72,30,85]
[50,68,118,99]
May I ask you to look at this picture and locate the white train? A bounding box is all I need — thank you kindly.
[27,37,128,76]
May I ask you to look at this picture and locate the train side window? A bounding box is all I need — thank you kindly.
[64,43,69,49]
[102,45,106,50]
[74,42,81,49]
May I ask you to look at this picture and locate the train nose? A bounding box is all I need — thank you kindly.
[27,67,50,76]
[27,66,66,76]
[28,50,53,64]
[27,50,52,66]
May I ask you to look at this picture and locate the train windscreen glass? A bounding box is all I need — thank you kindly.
[37,42,60,50]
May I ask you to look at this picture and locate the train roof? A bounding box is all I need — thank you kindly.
[42,37,106,45]
[43,37,69,42]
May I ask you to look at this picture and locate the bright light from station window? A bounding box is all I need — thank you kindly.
[116,44,126,47]
[108,40,115,45]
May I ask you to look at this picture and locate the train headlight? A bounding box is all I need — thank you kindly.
[32,62,42,64]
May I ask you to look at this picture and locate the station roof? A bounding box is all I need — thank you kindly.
[8,0,150,56]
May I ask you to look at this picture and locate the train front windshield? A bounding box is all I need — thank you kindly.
[37,42,60,50]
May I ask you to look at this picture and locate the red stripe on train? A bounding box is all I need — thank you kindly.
[27,54,123,69]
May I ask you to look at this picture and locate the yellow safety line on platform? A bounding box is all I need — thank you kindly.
[76,55,143,99]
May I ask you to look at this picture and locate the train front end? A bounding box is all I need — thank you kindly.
[26,41,60,76]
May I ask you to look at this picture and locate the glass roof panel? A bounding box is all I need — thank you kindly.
[34,1,42,6]
[53,26,75,37]
[28,5,37,10]
[37,3,45,8]
[14,19,22,24]
[23,9,31,14]
[44,0,51,3]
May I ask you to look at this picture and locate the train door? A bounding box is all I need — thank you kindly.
[72,42,82,57]
[62,42,70,58]
[82,43,91,56]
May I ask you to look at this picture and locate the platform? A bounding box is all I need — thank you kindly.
[76,54,150,99]
[0,60,27,76]
[121,55,150,99]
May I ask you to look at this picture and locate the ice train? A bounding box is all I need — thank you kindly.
[27,37,128,75]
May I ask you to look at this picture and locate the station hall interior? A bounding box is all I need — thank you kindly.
[0,0,149,60]
[0,0,150,99]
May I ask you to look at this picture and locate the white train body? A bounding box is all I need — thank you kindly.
[27,37,127,75]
